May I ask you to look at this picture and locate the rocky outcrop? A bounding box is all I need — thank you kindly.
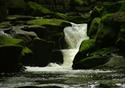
[73,11,125,70]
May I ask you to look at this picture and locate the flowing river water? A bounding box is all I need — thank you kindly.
[0,68,125,88]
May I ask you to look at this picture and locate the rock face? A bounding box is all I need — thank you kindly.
[73,11,125,70]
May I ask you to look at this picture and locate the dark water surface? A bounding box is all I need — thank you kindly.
[0,67,125,88]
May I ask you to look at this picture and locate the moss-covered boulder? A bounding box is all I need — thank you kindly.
[73,55,109,69]
[24,18,70,49]
[0,45,23,72]
[27,1,52,16]
[24,39,54,67]
[79,39,95,53]
[0,35,23,45]
[88,17,101,38]
[0,35,32,72]
[99,54,125,70]
[73,39,95,67]
[73,47,116,69]
[95,12,123,48]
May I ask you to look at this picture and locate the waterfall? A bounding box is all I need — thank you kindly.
[26,22,89,71]
[61,23,89,68]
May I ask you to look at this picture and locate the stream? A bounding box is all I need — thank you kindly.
[0,67,125,88]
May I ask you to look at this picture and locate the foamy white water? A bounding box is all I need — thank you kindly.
[61,23,89,68]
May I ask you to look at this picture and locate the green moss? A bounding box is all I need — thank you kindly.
[88,17,101,38]
[0,36,23,46]
[79,39,95,52]
[120,1,125,12]
[28,1,52,15]
[27,18,68,26]
[54,12,67,19]
[22,47,32,56]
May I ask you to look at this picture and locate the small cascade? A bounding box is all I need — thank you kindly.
[26,22,89,71]
[61,23,89,68]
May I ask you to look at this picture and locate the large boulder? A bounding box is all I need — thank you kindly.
[100,54,125,70]
[23,18,70,49]
[73,47,115,69]
[24,39,54,67]
[95,12,123,48]
[73,55,109,69]
[73,39,95,65]
[88,17,101,39]
[0,45,23,72]
[27,1,52,16]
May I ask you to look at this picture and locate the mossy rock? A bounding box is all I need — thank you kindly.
[79,39,95,52]
[99,54,125,70]
[26,18,70,49]
[24,39,54,66]
[95,12,124,48]
[73,47,116,69]
[27,1,52,16]
[6,15,34,21]
[73,39,95,66]
[0,35,23,46]
[0,45,23,72]
[90,47,115,57]
[73,55,109,69]
[88,17,101,38]
[27,18,68,26]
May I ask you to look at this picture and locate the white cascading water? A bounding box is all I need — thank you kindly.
[61,23,89,68]
[26,23,89,71]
